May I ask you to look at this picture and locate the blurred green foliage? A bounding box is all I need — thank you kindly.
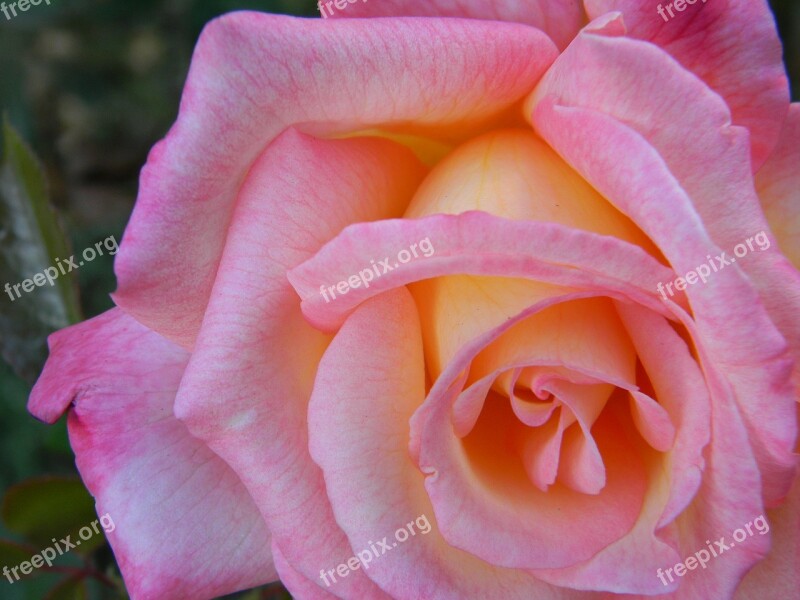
[0,0,795,598]
[0,119,81,383]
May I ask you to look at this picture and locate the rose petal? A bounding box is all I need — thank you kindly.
[307,288,587,599]
[617,302,769,598]
[756,104,800,269]
[528,16,800,390]
[628,391,676,453]
[113,13,557,346]
[582,0,789,168]
[531,97,797,504]
[325,0,585,50]
[28,309,277,600]
[421,359,647,570]
[734,474,800,599]
[287,211,682,333]
[407,291,698,592]
[271,541,340,600]
[173,130,426,598]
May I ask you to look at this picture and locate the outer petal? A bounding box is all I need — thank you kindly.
[527,15,800,386]
[734,474,800,599]
[174,130,427,598]
[325,0,585,50]
[756,104,800,268]
[271,542,339,600]
[113,12,558,347]
[28,309,277,600]
[583,0,789,168]
[307,288,591,600]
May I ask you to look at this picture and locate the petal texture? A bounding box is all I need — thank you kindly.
[173,130,427,598]
[288,211,680,333]
[583,0,789,168]
[530,94,797,504]
[527,15,800,383]
[325,0,585,50]
[757,104,800,269]
[29,309,277,600]
[307,288,591,600]
[113,13,557,347]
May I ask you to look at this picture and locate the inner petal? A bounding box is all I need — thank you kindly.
[404,128,655,257]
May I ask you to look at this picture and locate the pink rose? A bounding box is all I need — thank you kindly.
[30,1,799,599]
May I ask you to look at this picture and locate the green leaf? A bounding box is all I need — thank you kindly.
[44,575,88,600]
[0,538,38,573]
[1,476,106,554]
[0,118,81,383]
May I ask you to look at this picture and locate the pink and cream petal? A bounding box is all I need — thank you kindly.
[527,16,800,387]
[113,12,557,347]
[325,0,585,50]
[582,0,789,168]
[307,288,593,600]
[287,211,682,333]
[530,98,797,504]
[28,309,277,600]
[271,542,340,600]
[173,130,426,598]
[734,474,800,599]
[756,104,800,269]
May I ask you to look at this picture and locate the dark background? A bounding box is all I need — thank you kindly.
[0,1,796,598]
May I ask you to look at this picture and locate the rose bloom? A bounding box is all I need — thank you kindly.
[29,1,799,599]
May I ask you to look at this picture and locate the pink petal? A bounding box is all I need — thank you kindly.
[413,294,648,570]
[422,368,647,570]
[113,12,557,347]
[508,369,559,427]
[517,406,573,492]
[528,15,800,389]
[735,475,800,599]
[287,211,681,333]
[28,309,277,600]
[583,0,789,168]
[324,0,585,50]
[628,391,676,453]
[271,542,340,600]
[307,288,586,599]
[530,96,797,505]
[173,130,426,598]
[619,302,770,598]
[757,104,800,269]
[532,400,681,594]
[547,380,610,494]
[533,302,708,592]
[558,418,606,496]
[669,377,771,599]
